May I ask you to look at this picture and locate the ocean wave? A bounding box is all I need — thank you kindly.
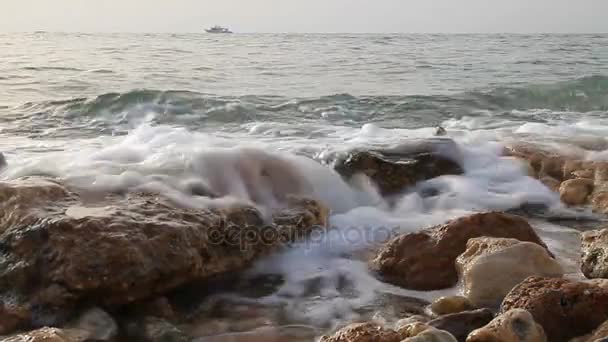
[4,76,607,138]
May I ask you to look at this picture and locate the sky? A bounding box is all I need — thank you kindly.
[1,0,608,33]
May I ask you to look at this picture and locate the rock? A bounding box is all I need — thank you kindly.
[539,177,561,192]
[402,328,458,342]
[72,307,117,341]
[371,212,550,290]
[193,325,318,342]
[428,309,494,342]
[456,237,563,308]
[319,322,401,342]
[0,178,328,334]
[127,317,190,342]
[581,229,608,279]
[397,322,432,338]
[333,139,462,196]
[560,179,594,206]
[1,327,90,342]
[501,276,608,342]
[466,309,546,342]
[430,296,474,316]
[0,152,6,170]
[585,320,608,341]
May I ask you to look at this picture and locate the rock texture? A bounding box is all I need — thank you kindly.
[371,212,550,290]
[430,296,474,316]
[1,327,90,342]
[333,139,462,196]
[501,277,608,342]
[402,328,458,342]
[456,237,563,307]
[466,309,546,342]
[428,309,494,342]
[581,229,608,279]
[319,322,401,342]
[0,177,328,334]
[560,179,594,206]
[584,320,608,341]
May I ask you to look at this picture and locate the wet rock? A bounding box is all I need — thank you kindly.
[430,296,474,316]
[539,176,561,192]
[127,317,190,342]
[193,325,318,342]
[333,139,463,196]
[319,322,401,342]
[0,178,328,334]
[560,178,594,206]
[428,309,494,342]
[72,307,117,341]
[371,212,550,290]
[456,237,562,308]
[466,309,546,342]
[402,328,458,342]
[501,276,608,342]
[0,152,6,170]
[1,327,90,342]
[584,320,608,341]
[397,322,432,338]
[581,229,608,279]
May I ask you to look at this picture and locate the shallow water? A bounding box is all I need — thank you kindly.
[1,33,607,334]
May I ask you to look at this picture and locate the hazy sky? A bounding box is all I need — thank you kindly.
[2,0,607,33]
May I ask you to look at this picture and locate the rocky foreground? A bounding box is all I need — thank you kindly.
[3,139,608,341]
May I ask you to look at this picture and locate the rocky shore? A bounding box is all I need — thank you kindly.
[3,139,608,342]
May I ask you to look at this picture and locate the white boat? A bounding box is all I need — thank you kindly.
[205,26,233,34]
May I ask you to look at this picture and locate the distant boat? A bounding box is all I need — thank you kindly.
[205,26,233,34]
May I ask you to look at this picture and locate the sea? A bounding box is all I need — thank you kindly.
[1,33,608,328]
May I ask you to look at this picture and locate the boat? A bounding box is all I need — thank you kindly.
[205,26,233,34]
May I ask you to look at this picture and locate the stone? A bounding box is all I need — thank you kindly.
[371,212,550,290]
[456,237,563,308]
[428,309,494,342]
[0,152,6,170]
[501,276,608,342]
[333,139,462,196]
[397,322,432,338]
[0,178,328,334]
[430,296,474,316]
[1,327,90,342]
[560,178,594,206]
[466,309,546,342]
[585,320,608,341]
[402,328,458,342]
[72,307,117,341]
[193,325,318,342]
[319,322,401,342]
[581,229,608,279]
[539,177,561,192]
[127,317,190,342]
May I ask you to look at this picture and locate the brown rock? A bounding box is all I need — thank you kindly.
[581,229,608,279]
[539,177,561,192]
[430,296,474,316]
[456,237,563,308]
[0,178,328,334]
[428,308,494,342]
[466,309,546,342]
[403,328,458,341]
[333,139,462,196]
[319,322,401,342]
[560,178,594,206]
[1,327,90,342]
[585,320,608,341]
[501,276,608,342]
[371,212,550,290]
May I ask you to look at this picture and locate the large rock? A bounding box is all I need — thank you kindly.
[456,237,563,307]
[430,296,474,316]
[1,327,90,342]
[501,276,608,342]
[333,139,462,196]
[319,322,401,342]
[560,179,594,206]
[466,309,546,342]
[427,309,494,342]
[371,212,550,290]
[581,229,608,279]
[0,178,328,334]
